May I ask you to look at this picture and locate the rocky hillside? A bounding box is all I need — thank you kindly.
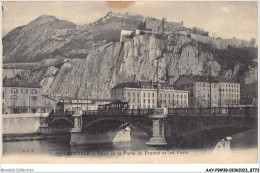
[21,33,256,99]
[3,12,144,63]
[2,13,257,99]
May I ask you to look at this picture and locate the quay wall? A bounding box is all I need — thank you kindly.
[2,113,48,135]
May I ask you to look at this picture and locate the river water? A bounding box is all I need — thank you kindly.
[2,129,258,162]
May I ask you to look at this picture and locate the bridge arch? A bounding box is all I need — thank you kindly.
[48,117,74,127]
[168,122,256,148]
[82,117,132,132]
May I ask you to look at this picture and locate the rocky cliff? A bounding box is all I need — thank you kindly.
[25,33,257,99]
[3,14,257,99]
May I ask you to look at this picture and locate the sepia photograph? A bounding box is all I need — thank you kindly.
[1,1,258,168]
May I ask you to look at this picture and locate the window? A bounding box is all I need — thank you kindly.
[31,89,37,94]
[168,94,170,98]
[148,99,150,103]
[160,93,162,98]
[128,93,130,97]
[137,93,139,97]
[148,93,150,97]
[137,99,139,103]
[31,96,37,100]
[143,99,145,103]
[180,95,183,99]
[164,94,166,98]
[184,95,186,99]
[183,84,186,88]
[191,84,193,87]
[21,89,28,94]
[143,105,146,109]
[11,88,18,94]
[31,101,37,106]
[133,93,135,97]
[164,100,166,104]
[203,83,205,87]
[187,84,189,87]
[168,100,170,104]
[11,95,18,100]
[13,109,19,114]
[133,99,135,103]
[152,93,154,97]
[190,93,193,97]
[11,101,16,106]
[172,94,174,98]
[152,99,154,103]
[143,93,146,97]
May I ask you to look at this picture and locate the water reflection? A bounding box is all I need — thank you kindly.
[3,129,257,158]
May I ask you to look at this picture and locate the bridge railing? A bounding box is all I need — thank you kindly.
[167,107,257,117]
[73,107,257,120]
[248,107,258,117]
[82,109,153,121]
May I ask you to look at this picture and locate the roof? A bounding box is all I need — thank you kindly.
[110,99,128,104]
[41,95,57,101]
[112,81,173,90]
[112,82,139,89]
[3,78,41,88]
[174,75,219,84]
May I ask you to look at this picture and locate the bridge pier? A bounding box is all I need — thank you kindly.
[146,108,168,146]
[39,112,50,134]
[70,110,84,145]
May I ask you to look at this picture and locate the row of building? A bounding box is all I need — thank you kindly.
[2,75,257,114]
[110,75,244,109]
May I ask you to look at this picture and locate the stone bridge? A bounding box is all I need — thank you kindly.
[40,107,258,146]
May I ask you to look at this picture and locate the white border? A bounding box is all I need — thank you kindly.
[0,0,259,172]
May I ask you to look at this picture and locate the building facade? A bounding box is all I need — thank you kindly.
[174,75,240,108]
[110,81,189,109]
[2,78,44,114]
[240,83,257,106]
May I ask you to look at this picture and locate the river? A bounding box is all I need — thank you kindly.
[2,129,257,162]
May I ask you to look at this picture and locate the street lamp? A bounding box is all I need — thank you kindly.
[219,87,222,108]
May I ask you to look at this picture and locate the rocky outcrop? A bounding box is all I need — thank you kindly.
[26,33,257,99]
[3,14,257,99]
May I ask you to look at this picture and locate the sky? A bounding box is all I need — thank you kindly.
[2,1,258,41]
